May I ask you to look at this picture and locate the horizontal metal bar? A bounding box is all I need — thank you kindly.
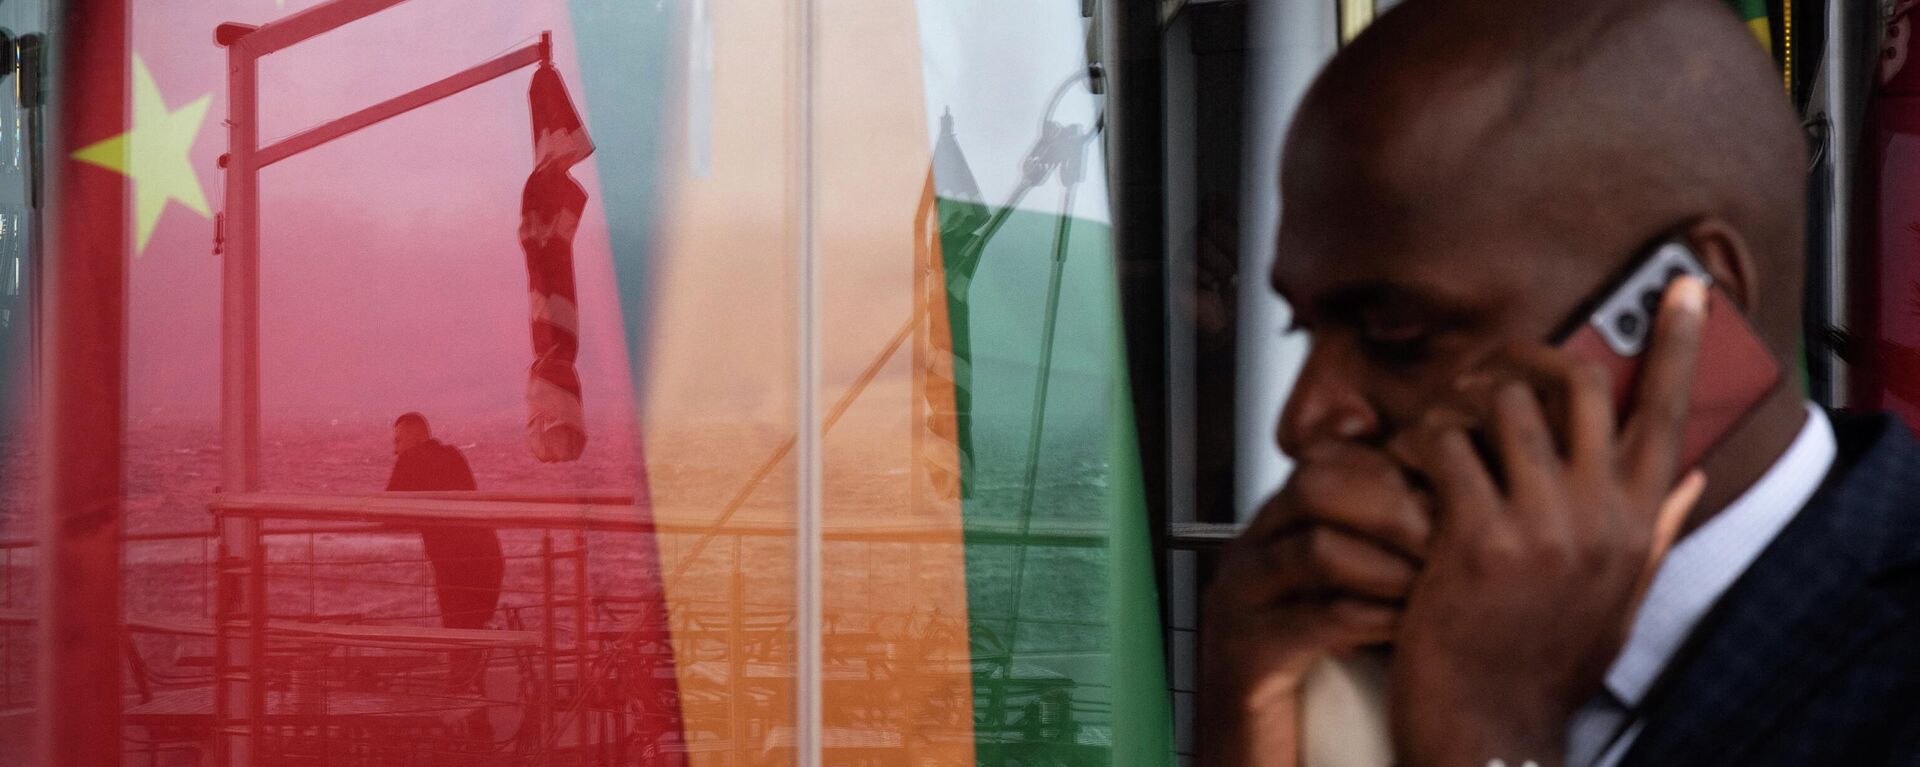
[381,489,636,504]
[0,530,214,549]
[211,492,1117,547]
[0,525,400,549]
[256,43,543,168]
[1165,521,1243,551]
[223,0,411,57]
[0,520,1117,550]
[1,510,1116,551]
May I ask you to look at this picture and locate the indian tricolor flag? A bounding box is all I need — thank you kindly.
[610,0,1173,764]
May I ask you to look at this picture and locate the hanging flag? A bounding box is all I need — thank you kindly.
[915,167,967,508]
[522,61,596,463]
[927,108,988,495]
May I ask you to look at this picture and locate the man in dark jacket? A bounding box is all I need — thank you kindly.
[387,412,503,693]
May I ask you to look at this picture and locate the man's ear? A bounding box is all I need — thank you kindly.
[1679,217,1759,310]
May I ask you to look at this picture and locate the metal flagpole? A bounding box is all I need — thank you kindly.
[1002,68,1098,657]
[1013,136,1087,525]
[215,24,262,766]
[1005,176,1079,648]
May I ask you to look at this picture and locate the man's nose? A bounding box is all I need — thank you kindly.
[1276,346,1381,457]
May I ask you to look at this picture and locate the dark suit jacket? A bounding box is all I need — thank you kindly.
[1621,412,1920,765]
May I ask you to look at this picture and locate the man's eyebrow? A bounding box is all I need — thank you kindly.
[1309,279,1475,322]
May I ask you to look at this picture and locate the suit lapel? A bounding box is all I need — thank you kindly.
[1622,414,1920,766]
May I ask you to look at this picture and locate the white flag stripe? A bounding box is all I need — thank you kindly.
[913,0,1109,224]
[527,374,587,430]
[521,208,584,247]
[529,291,581,336]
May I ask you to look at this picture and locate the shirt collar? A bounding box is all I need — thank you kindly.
[1603,402,1837,707]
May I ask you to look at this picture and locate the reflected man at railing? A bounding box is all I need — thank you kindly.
[384,412,503,698]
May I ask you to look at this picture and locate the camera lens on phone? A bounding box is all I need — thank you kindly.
[1640,288,1662,314]
[1614,311,1642,339]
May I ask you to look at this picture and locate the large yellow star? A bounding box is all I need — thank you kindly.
[72,55,212,256]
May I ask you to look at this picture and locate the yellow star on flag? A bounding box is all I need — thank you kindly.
[72,55,212,256]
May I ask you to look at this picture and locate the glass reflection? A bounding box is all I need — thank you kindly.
[0,0,41,760]
[0,0,1172,765]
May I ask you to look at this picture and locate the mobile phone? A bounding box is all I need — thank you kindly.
[1555,239,1782,469]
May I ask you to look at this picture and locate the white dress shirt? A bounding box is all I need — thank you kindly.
[1564,403,1837,767]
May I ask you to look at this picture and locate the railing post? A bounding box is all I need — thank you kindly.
[211,537,231,764]
[541,533,557,747]
[5,548,11,707]
[573,527,589,758]
[246,526,267,764]
[728,543,745,763]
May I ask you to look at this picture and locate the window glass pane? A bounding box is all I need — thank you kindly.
[16,1,802,762]
[814,2,1171,764]
[0,0,45,746]
[10,1,1184,764]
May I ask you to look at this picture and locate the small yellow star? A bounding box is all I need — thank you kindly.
[71,55,212,256]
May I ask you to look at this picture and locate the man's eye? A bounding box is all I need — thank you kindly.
[1358,324,1432,366]
[1359,322,1424,344]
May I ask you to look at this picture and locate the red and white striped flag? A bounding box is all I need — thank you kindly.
[521,62,595,463]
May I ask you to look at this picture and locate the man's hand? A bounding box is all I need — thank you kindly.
[1383,277,1711,766]
[1198,441,1431,766]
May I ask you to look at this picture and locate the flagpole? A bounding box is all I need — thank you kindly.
[1006,178,1079,651]
[1002,71,1098,661]
[216,23,263,767]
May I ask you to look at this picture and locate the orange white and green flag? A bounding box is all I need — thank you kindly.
[603,0,1171,763]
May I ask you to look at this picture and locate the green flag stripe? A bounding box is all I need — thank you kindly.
[937,197,1171,764]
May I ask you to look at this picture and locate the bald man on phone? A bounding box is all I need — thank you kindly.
[1201,1,1920,765]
